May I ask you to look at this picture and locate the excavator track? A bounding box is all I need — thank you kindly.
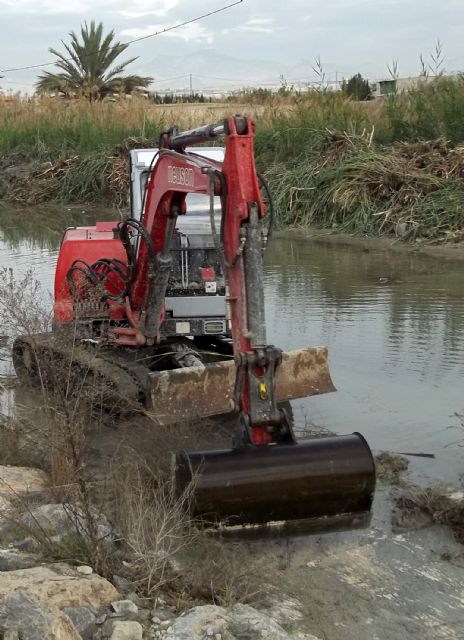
[12,333,147,413]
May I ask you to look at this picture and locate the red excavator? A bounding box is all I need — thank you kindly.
[14,116,375,527]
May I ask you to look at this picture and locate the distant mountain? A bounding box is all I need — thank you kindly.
[141,49,292,91]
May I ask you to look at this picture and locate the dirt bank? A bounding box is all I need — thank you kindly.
[277,228,464,262]
[2,373,464,640]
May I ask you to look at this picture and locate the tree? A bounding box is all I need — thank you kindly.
[342,73,372,101]
[36,21,153,100]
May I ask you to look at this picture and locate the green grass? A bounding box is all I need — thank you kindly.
[1,77,464,241]
[0,99,162,157]
[265,143,464,241]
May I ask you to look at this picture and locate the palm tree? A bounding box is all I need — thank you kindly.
[36,21,153,100]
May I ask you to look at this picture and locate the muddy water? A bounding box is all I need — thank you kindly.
[0,204,463,484]
[265,238,464,485]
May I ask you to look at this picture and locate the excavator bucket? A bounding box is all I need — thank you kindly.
[176,433,375,529]
[148,345,375,531]
[146,347,335,425]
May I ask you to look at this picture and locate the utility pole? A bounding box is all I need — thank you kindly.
[189,73,193,97]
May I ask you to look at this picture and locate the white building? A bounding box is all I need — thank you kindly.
[370,75,441,98]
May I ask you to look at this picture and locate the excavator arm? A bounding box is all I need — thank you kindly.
[127,116,288,446]
[123,115,375,526]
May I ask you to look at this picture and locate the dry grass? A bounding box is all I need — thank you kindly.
[0,269,265,604]
[395,485,464,544]
[3,79,464,244]
[0,269,130,571]
[108,456,199,597]
[375,452,409,484]
[105,452,265,606]
[0,96,273,156]
[266,135,464,241]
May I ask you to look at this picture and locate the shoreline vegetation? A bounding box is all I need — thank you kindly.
[1,76,464,243]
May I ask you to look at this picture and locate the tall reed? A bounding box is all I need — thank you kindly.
[1,77,464,241]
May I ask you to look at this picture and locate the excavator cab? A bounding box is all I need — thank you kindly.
[129,148,229,340]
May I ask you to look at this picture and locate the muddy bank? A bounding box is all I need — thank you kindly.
[259,452,464,640]
[4,396,464,640]
[0,134,158,208]
[277,228,464,262]
[2,129,464,246]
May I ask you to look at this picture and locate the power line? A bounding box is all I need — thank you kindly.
[0,0,244,74]
[151,74,191,84]
[196,73,247,82]
[195,73,342,86]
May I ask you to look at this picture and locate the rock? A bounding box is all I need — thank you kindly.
[0,494,11,514]
[77,565,93,575]
[395,222,409,238]
[0,550,43,571]
[163,603,320,640]
[109,620,143,640]
[63,606,97,640]
[12,537,37,552]
[260,594,304,625]
[111,600,138,615]
[102,617,115,637]
[18,503,113,540]
[126,592,145,608]
[3,630,20,640]
[151,607,175,622]
[0,591,81,640]
[0,564,119,609]
[112,574,132,593]
[0,466,49,498]
[135,609,151,622]
[163,606,228,640]
[232,604,292,638]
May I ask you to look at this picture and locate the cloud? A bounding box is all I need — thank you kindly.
[0,0,463,90]
[235,17,276,34]
[119,0,179,18]
[120,22,214,44]
[0,0,90,13]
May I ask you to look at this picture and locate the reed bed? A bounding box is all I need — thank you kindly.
[1,76,464,241]
[266,139,464,241]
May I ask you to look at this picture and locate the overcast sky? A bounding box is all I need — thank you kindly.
[0,0,463,93]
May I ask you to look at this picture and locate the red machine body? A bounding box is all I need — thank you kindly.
[55,116,268,437]
[55,222,127,323]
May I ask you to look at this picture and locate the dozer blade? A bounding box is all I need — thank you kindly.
[147,347,334,424]
[176,433,375,529]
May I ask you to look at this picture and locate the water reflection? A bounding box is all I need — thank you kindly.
[0,205,462,483]
[265,237,463,483]
[0,203,120,251]
[0,203,120,283]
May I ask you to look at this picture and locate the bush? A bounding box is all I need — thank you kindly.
[342,74,372,101]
